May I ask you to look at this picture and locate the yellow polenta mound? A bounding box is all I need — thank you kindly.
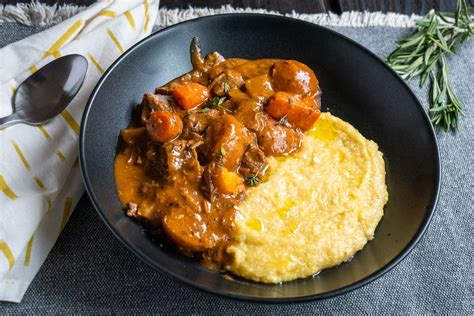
[226,112,388,283]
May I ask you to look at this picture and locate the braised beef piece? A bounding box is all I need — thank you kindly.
[182,109,220,135]
[199,162,214,201]
[145,143,168,181]
[239,143,268,179]
[209,71,245,96]
[196,127,214,166]
[190,37,224,72]
[142,93,175,112]
[146,140,201,182]
[140,93,177,124]
[181,110,219,166]
[257,119,303,156]
[155,86,172,95]
[233,100,266,132]
[126,202,138,218]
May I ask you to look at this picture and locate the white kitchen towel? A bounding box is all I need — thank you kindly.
[0,0,159,303]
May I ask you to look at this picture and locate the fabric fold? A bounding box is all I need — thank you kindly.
[0,0,159,303]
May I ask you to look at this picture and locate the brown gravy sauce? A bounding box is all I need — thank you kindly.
[114,38,321,268]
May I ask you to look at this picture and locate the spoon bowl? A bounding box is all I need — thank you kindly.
[0,54,88,128]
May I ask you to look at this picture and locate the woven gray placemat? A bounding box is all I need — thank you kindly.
[1,20,473,314]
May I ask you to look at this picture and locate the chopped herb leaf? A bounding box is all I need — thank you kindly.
[220,145,227,157]
[245,175,262,187]
[207,96,226,107]
[206,96,232,113]
[278,115,291,128]
[223,82,231,94]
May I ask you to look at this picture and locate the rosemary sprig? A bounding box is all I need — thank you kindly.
[387,0,473,132]
[429,56,464,130]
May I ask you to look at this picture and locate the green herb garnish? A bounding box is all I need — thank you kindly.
[245,175,262,187]
[278,115,291,128]
[220,144,227,157]
[207,96,232,113]
[200,108,210,113]
[223,82,231,94]
[207,96,226,106]
[429,56,464,130]
[387,0,473,132]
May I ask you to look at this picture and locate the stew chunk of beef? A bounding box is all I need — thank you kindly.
[239,142,268,179]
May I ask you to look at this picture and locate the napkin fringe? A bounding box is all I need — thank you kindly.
[157,6,421,27]
[0,2,420,28]
[0,1,83,26]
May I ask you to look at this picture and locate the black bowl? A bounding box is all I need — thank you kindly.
[80,14,440,302]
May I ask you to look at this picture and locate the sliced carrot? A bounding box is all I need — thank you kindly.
[265,92,320,130]
[172,82,210,110]
[146,111,183,143]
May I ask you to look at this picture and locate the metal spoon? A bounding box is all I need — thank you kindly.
[0,54,88,128]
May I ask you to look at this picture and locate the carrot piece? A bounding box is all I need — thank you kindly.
[265,92,320,130]
[172,83,210,110]
[213,166,244,195]
[146,111,183,143]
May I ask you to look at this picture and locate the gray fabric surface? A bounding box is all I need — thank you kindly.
[1,22,473,314]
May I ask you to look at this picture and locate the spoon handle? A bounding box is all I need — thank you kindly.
[0,113,23,129]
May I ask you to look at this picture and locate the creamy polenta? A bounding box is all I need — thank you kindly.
[226,112,388,283]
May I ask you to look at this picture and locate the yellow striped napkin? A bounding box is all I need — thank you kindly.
[0,0,158,302]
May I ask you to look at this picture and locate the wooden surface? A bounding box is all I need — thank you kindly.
[2,0,471,15]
